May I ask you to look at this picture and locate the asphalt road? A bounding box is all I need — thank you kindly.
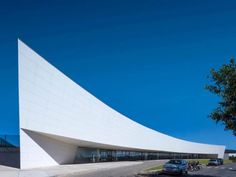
[68,162,236,177]
[184,163,236,177]
[66,160,167,177]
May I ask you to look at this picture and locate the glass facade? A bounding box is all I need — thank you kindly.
[0,135,19,148]
[74,147,217,164]
[0,135,20,153]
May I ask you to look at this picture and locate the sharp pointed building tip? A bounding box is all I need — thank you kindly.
[17,39,34,55]
[17,38,26,46]
[18,39,32,50]
[18,38,22,44]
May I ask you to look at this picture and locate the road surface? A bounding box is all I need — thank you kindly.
[66,162,236,177]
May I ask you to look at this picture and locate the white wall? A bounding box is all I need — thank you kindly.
[20,129,77,169]
[228,153,236,157]
[18,39,225,169]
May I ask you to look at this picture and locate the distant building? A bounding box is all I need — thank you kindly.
[224,149,236,159]
[0,137,16,148]
[0,135,19,168]
[15,40,226,169]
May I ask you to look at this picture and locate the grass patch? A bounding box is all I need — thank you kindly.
[187,159,234,165]
[224,159,234,164]
[145,165,163,172]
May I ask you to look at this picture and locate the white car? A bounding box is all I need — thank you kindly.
[208,159,220,166]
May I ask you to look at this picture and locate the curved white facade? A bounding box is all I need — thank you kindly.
[18,39,225,169]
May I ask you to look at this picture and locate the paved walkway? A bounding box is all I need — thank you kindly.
[0,166,19,177]
[0,160,167,177]
[67,160,167,177]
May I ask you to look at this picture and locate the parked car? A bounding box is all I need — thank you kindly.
[207,159,220,166]
[162,159,188,175]
[217,158,224,165]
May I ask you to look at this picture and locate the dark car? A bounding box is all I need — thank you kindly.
[207,159,220,166]
[217,158,224,165]
[162,159,188,175]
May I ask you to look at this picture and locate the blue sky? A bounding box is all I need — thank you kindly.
[0,0,235,149]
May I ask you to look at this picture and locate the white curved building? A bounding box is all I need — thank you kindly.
[18,39,225,169]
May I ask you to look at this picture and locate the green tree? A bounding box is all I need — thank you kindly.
[206,58,236,135]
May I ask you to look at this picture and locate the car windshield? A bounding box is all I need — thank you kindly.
[210,159,217,162]
[168,160,181,164]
